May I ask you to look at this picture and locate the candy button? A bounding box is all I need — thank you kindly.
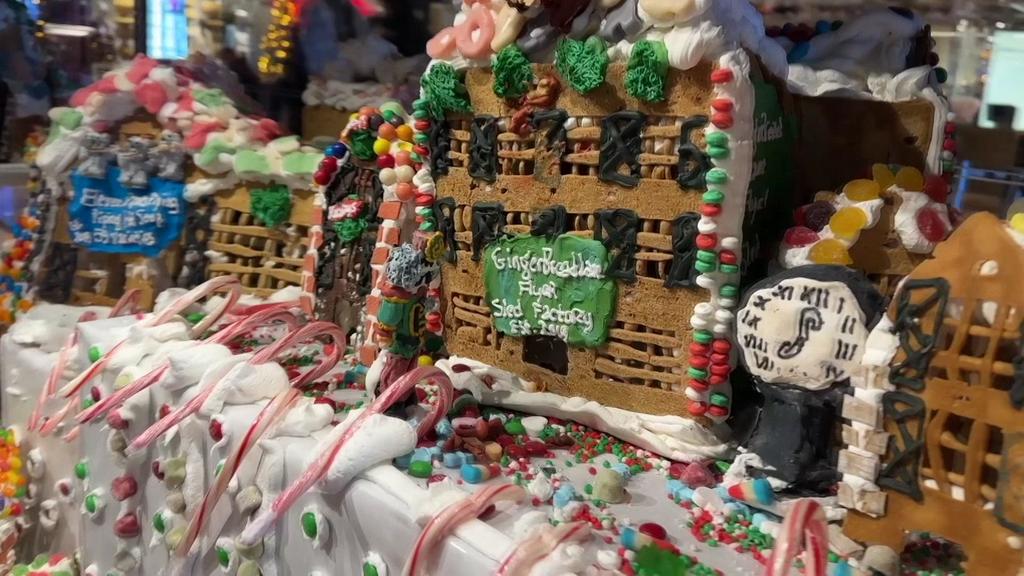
[709,393,729,407]
[408,460,433,478]
[75,461,88,480]
[808,239,853,265]
[301,511,319,539]
[843,178,880,201]
[829,206,868,240]
[88,346,102,363]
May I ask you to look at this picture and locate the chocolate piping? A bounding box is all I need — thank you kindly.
[469,115,499,183]
[598,111,646,188]
[890,278,950,391]
[877,390,926,502]
[664,212,700,288]
[593,208,638,282]
[471,202,506,261]
[677,115,711,189]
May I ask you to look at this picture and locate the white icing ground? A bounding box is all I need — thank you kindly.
[433,357,730,460]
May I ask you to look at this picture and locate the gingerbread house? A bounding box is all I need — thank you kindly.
[841,213,1024,575]
[30,56,323,311]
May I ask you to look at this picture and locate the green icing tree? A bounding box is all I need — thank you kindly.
[626,40,670,102]
[492,45,535,99]
[555,36,609,94]
[421,63,472,120]
[250,185,292,228]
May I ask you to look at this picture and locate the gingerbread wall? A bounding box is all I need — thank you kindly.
[437,63,720,418]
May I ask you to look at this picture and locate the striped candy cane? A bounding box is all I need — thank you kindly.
[172,321,346,560]
[765,499,829,576]
[76,302,300,424]
[238,365,455,548]
[405,483,526,576]
[56,276,242,400]
[496,521,592,576]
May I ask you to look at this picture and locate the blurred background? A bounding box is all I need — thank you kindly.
[1,0,1023,223]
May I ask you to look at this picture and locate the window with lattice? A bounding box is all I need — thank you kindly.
[594,321,685,391]
[207,207,308,296]
[449,290,501,348]
[447,117,472,169]
[927,299,1022,391]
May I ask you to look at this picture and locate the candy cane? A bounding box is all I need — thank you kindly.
[765,500,829,576]
[173,321,346,559]
[76,303,301,424]
[56,276,242,400]
[405,483,526,576]
[496,521,592,576]
[28,289,142,431]
[239,366,454,547]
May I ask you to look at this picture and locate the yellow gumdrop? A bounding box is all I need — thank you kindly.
[872,163,896,192]
[372,138,391,156]
[1011,213,1024,234]
[809,239,854,265]
[843,179,881,201]
[895,166,924,191]
[829,206,869,240]
[418,355,434,367]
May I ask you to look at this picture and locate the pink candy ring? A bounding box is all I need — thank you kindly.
[174,321,347,559]
[766,499,829,576]
[406,483,526,576]
[238,365,455,548]
[76,303,301,424]
[427,27,459,59]
[455,4,497,59]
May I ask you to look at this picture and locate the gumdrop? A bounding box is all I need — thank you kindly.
[1011,213,1024,234]
[784,226,819,247]
[680,462,716,489]
[809,239,853,265]
[829,206,869,240]
[872,163,896,192]
[916,207,949,243]
[923,175,949,203]
[895,166,925,191]
[843,179,881,201]
[803,201,836,232]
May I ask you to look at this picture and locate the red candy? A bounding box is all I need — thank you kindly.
[209,419,224,442]
[917,207,949,242]
[158,404,172,418]
[710,69,734,84]
[923,175,949,203]
[783,226,819,247]
[377,154,396,169]
[712,340,731,353]
[639,522,667,541]
[695,233,717,250]
[107,411,129,430]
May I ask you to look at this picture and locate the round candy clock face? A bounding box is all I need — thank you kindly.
[736,278,868,390]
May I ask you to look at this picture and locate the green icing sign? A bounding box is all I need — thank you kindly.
[484,234,616,347]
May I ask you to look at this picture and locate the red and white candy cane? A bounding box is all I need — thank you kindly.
[56,276,242,401]
[76,302,301,424]
[496,521,592,576]
[173,321,346,559]
[405,483,526,576]
[765,500,829,576]
[31,289,143,433]
[238,365,454,547]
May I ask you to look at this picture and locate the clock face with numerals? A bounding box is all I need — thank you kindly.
[736,277,869,390]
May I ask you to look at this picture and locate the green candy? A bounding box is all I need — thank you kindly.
[705,132,728,147]
[300,511,318,539]
[694,260,716,273]
[12,566,29,576]
[706,168,728,184]
[720,263,739,274]
[696,250,717,263]
[30,554,48,569]
[408,460,433,478]
[186,312,206,325]
[693,331,713,344]
[702,189,725,203]
[362,563,379,576]
[504,419,526,435]
[82,397,95,410]
[707,146,729,159]
[687,367,708,379]
[719,284,739,298]
[88,346,102,362]
[216,546,231,568]
[709,393,729,407]
[75,460,88,480]
[84,493,99,514]
[153,512,166,534]
[57,109,83,131]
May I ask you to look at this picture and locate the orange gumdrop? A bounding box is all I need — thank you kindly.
[829,207,869,240]
[809,239,853,265]
[396,124,414,142]
[843,179,881,201]
[377,123,397,141]
[895,166,924,191]
[872,163,896,192]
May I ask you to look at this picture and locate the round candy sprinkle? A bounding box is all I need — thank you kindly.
[153,512,165,534]
[88,346,102,363]
[217,546,231,568]
[300,511,318,539]
[372,138,391,156]
[74,461,88,480]
[408,460,433,478]
[829,206,868,240]
[808,238,853,265]
[363,563,380,576]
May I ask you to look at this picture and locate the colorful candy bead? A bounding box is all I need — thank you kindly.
[828,207,868,240]
[808,239,853,265]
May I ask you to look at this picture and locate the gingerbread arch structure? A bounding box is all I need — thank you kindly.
[842,212,1024,575]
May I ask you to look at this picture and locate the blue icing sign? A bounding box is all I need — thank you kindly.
[69,168,186,257]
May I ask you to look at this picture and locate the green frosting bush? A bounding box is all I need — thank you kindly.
[625,40,670,103]
[250,184,292,228]
[554,37,609,94]
[492,45,534,99]
[421,63,472,120]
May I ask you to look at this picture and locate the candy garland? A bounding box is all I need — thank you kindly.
[779,165,952,267]
[0,165,44,326]
[0,428,28,518]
